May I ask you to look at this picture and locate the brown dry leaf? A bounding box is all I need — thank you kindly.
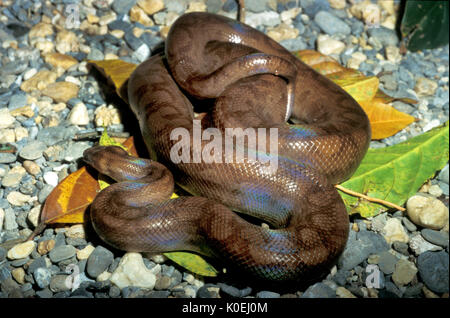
[360,98,416,139]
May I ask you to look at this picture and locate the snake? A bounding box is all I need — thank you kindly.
[83,12,371,282]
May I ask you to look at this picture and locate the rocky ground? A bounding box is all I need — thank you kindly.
[0,0,448,299]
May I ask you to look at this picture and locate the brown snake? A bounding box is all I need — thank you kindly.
[83,12,371,282]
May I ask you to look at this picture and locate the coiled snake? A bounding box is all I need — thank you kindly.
[83,12,371,281]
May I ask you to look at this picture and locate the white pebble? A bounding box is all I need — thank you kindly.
[110,253,160,289]
[23,68,38,80]
[317,34,345,55]
[383,218,410,244]
[428,184,443,197]
[27,205,41,228]
[0,108,15,129]
[43,171,59,187]
[68,102,89,126]
[407,194,449,230]
[7,191,33,206]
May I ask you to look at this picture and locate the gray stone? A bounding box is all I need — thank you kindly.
[384,281,403,298]
[280,38,307,51]
[0,247,6,262]
[111,0,136,14]
[1,277,23,297]
[218,283,241,297]
[1,60,28,75]
[49,245,76,263]
[206,0,222,13]
[36,287,53,298]
[377,251,399,275]
[417,251,449,293]
[301,282,336,298]
[49,275,71,292]
[392,241,410,256]
[367,27,399,47]
[33,267,52,289]
[244,0,270,13]
[256,291,280,298]
[19,141,47,160]
[438,164,449,184]
[338,231,389,270]
[167,0,187,13]
[3,208,18,231]
[314,11,351,35]
[8,93,28,110]
[38,184,54,204]
[87,47,104,61]
[301,0,330,17]
[27,257,48,275]
[421,229,449,247]
[86,246,114,278]
[223,0,237,12]
[0,153,17,164]
[402,217,417,232]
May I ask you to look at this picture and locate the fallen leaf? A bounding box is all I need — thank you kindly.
[164,252,218,277]
[360,98,416,140]
[339,121,449,217]
[40,167,99,224]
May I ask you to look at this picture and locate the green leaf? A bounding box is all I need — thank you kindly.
[164,252,218,277]
[340,121,449,217]
[401,1,449,52]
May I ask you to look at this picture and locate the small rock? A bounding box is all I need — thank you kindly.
[301,282,336,298]
[347,51,367,69]
[392,259,417,287]
[336,287,357,298]
[7,191,33,206]
[438,165,449,184]
[3,208,18,231]
[409,233,443,255]
[49,275,71,293]
[44,53,78,70]
[350,1,381,26]
[314,11,351,35]
[19,141,47,160]
[421,229,449,247]
[137,0,164,15]
[0,108,15,129]
[154,275,172,290]
[11,268,26,284]
[383,218,410,244]
[37,239,55,255]
[94,105,121,127]
[218,283,241,297]
[267,23,299,42]
[377,251,399,274]
[256,291,280,298]
[422,285,440,298]
[385,46,401,63]
[49,245,76,263]
[7,241,36,260]
[66,224,86,239]
[34,267,52,289]
[20,70,57,92]
[110,253,160,289]
[417,251,449,293]
[392,241,410,256]
[328,0,346,10]
[41,82,79,103]
[245,11,281,28]
[428,184,443,197]
[317,34,345,55]
[129,5,154,26]
[367,27,399,47]
[97,271,112,282]
[43,171,58,187]
[87,246,114,278]
[401,217,417,232]
[68,102,89,126]
[414,77,438,96]
[27,206,41,228]
[407,193,449,230]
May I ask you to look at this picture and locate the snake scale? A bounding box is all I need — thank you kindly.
[83,12,371,282]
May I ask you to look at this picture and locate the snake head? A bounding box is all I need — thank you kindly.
[83,146,128,175]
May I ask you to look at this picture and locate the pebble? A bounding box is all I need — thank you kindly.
[7,241,36,260]
[392,259,418,287]
[428,184,443,197]
[37,239,55,255]
[67,102,90,126]
[41,82,80,103]
[48,245,76,263]
[414,77,438,97]
[376,251,399,275]
[19,141,47,160]
[407,194,449,230]
[110,253,160,289]
[66,224,86,239]
[34,267,52,289]
[20,70,57,92]
[0,108,15,129]
[417,251,449,293]
[43,171,59,187]
[256,291,280,298]
[301,282,336,298]
[317,34,345,55]
[245,11,281,28]
[383,218,410,244]
[94,105,122,127]
[7,191,33,207]
[401,217,417,232]
[409,234,443,255]
[421,229,449,247]
[11,267,26,285]
[49,274,71,293]
[367,27,399,47]
[339,230,389,271]
[44,53,78,70]
[27,206,41,228]
[314,11,351,35]
[86,246,114,278]
[335,287,357,298]
[392,241,410,256]
[137,0,165,15]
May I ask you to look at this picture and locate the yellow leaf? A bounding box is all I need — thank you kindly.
[360,98,416,139]
[88,59,137,100]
